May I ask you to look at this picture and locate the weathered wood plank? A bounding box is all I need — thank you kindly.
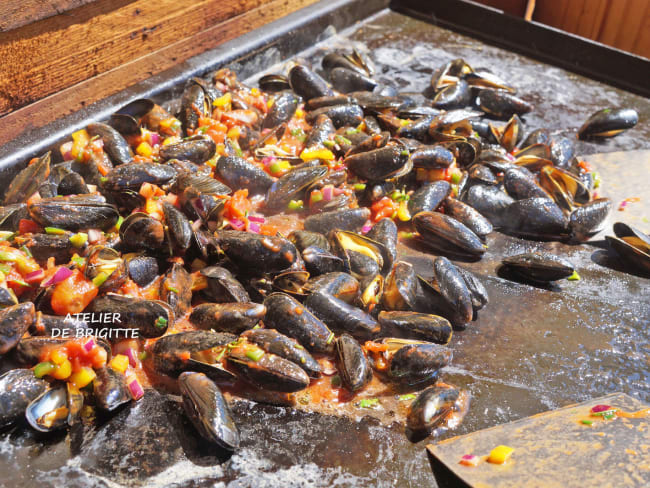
[0,0,269,116]
[0,0,318,147]
[0,0,100,32]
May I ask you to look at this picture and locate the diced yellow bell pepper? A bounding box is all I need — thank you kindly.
[49,348,68,366]
[51,359,72,380]
[300,147,335,161]
[70,129,90,162]
[487,445,514,464]
[69,367,96,388]
[109,354,129,374]
[295,108,304,119]
[251,87,261,97]
[162,136,181,146]
[136,142,153,158]
[397,200,411,222]
[213,92,232,109]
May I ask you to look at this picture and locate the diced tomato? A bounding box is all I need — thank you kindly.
[50,269,98,315]
[18,219,42,234]
[371,197,398,222]
[223,189,252,221]
[221,110,258,128]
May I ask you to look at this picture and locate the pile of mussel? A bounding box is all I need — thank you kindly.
[0,46,643,455]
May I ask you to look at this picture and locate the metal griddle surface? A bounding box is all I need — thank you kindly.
[0,7,649,488]
[427,392,650,488]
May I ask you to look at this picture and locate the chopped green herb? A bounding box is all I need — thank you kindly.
[581,420,593,425]
[138,351,148,361]
[71,255,86,267]
[353,183,366,191]
[20,245,33,258]
[334,135,351,146]
[346,128,361,135]
[290,128,305,137]
[167,285,179,294]
[92,271,110,287]
[323,140,336,149]
[34,361,55,378]
[326,332,335,345]
[100,177,108,184]
[287,199,304,211]
[400,150,409,157]
[0,231,14,241]
[397,393,416,402]
[245,348,264,362]
[115,216,124,230]
[154,317,168,329]
[359,398,380,409]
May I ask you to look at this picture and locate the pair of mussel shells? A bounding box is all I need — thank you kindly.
[605,222,650,274]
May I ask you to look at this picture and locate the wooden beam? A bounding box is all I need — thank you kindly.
[0,0,100,32]
[0,0,273,116]
[0,0,318,147]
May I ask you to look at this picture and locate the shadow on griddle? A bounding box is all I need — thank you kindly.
[590,247,650,279]
[495,265,562,292]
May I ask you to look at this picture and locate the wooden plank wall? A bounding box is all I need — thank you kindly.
[474,0,650,59]
[534,0,650,59]
[0,0,318,144]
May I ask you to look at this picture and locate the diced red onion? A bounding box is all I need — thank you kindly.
[229,219,246,231]
[461,454,477,460]
[60,142,73,160]
[149,132,161,147]
[128,378,144,400]
[42,266,73,287]
[261,156,276,166]
[87,229,103,244]
[248,215,265,223]
[505,153,516,161]
[25,269,44,282]
[191,219,203,232]
[322,186,333,201]
[361,224,372,234]
[333,187,345,196]
[83,338,96,353]
[124,348,139,367]
[591,404,612,413]
[248,222,261,234]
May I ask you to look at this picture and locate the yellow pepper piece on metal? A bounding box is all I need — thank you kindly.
[487,445,514,464]
[135,142,153,157]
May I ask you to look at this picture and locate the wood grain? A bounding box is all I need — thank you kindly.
[0,0,100,32]
[0,0,318,147]
[0,0,270,116]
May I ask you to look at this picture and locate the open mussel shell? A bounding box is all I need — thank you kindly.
[406,385,459,435]
[382,261,419,311]
[335,333,372,392]
[4,152,51,205]
[330,230,393,278]
[578,108,638,139]
[84,246,127,293]
[242,328,321,379]
[25,384,69,433]
[258,74,291,93]
[179,372,240,451]
[226,340,310,393]
[0,369,49,428]
[606,222,650,273]
[109,99,156,135]
[501,252,575,282]
[539,166,591,212]
[152,330,237,380]
[272,270,310,297]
